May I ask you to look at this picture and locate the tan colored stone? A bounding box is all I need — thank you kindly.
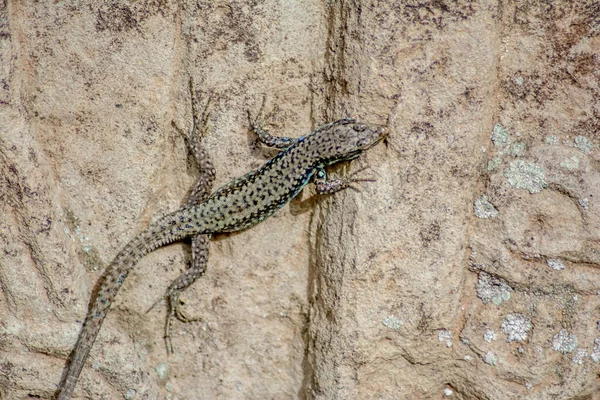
[0,1,599,399]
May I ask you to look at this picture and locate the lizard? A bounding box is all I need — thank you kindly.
[56,81,387,399]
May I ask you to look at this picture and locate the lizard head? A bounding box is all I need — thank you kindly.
[317,118,387,164]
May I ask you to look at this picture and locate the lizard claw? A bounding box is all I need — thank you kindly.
[248,95,279,132]
[346,166,377,191]
[190,79,214,145]
[247,96,293,149]
[314,165,378,194]
[173,296,202,323]
[146,296,164,315]
[163,294,202,355]
[346,178,376,192]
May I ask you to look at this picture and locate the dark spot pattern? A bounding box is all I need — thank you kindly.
[58,117,386,399]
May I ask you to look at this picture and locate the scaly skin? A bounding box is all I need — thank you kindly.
[56,103,387,399]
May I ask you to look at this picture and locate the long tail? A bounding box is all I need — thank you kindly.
[57,206,205,399]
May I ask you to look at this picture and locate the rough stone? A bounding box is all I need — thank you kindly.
[1,1,599,399]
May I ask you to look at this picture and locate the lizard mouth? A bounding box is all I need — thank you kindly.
[376,126,388,140]
[362,126,388,149]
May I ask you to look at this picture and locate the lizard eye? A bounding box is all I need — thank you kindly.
[357,138,369,147]
[316,169,326,179]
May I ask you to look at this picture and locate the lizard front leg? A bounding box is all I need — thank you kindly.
[313,166,375,195]
[248,96,296,149]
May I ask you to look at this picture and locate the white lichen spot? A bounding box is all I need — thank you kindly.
[464,355,472,361]
[491,123,510,148]
[544,135,558,145]
[484,351,497,366]
[63,226,74,240]
[501,313,532,342]
[591,338,600,363]
[579,198,589,210]
[552,329,578,354]
[525,382,533,390]
[74,226,92,245]
[546,258,565,271]
[125,388,137,400]
[572,348,587,365]
[155,362,169,379]
[560,156,580,170]
[382,316,403,330]
[443,387,453,397]
[484,329,497,343]
[438,329,452,348]
[510,142,525,156]
[474,195,498,219]
[574,136,593,154]
[476,272,512,306]
[487,157,502,171]
[134,342,148,357]
[515,76,524,85]
[504,160,547,194]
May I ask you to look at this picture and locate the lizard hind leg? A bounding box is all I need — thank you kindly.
[187,78,216,200]
[163,233,211,354]
[159,80,217,354]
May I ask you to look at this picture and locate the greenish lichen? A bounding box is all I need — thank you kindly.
[572,348,587,365]
[501,313,532,342]
[552,329,578,354]
[476,272,512,306]
[547,258,565,271]
[504,160,547,194]
[560,156,580,170]
[382,316,403,330]
[591,338,600,363]
[574,136,593,154]
[438,329,452,347]
[484,329,497,343]
[484,351,497,366]
[510,142,525,156]
[474,195,498,219]
[491,123,510,148]
[155,362,169,379]
[487,157,502,171]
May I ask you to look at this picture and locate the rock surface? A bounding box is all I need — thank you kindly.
[0,1,598,399]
